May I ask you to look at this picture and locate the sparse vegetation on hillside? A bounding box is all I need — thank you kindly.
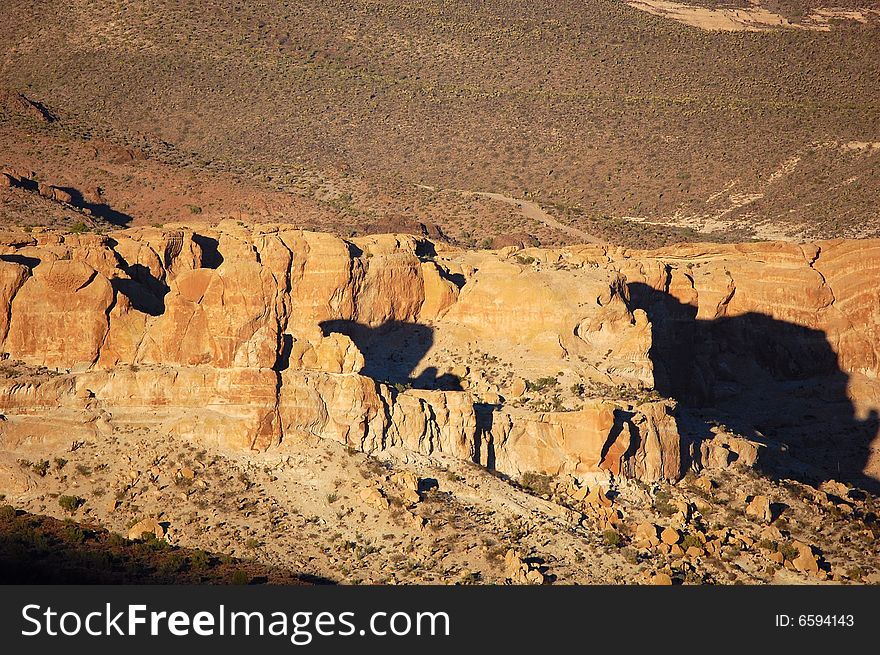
[1,0,878,245]
[0,508,315,584]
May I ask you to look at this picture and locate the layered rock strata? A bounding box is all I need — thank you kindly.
[1,222,878,484]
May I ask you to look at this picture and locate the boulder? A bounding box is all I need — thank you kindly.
[652,572,673,585]
[694,476,714,493]
[50,186,74,204]
[503,549,544,585]
[585,486,613,508]
[759,525,784,541]
[128,517,165,541]
[313,333,365,374]
[661,527,681,545]
[791,541,820,576]
[359,486,390,510]
[746,495,773,523]
[508,377,527,398]
[635,522,660,547]
[390,471,423,504]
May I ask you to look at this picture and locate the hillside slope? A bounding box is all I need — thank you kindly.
[2,0,879,244]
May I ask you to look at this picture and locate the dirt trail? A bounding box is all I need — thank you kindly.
[418,185,603,245]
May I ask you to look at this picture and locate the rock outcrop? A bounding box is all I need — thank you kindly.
[1,223,878,487]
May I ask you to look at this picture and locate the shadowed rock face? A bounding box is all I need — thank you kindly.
[629,282,880,491]
[0,222,878,488]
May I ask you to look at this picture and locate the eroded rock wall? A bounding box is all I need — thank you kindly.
[1,222,878,484]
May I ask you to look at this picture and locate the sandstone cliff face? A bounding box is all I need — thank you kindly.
[488,400,680,482]
[0,223,878,485]
[616,240,880,378]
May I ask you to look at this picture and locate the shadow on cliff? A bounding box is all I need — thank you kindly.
[628,282,880,493]
[110,265,168,316]
[318,320,462,390]
[0,254,40,269]
[54,186,134,227]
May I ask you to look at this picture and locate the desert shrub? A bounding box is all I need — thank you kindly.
[684,570,704,584]
[504,517,529,541]
[681,534,703,550]
[61,519,86,544]
[189,549,212,570]
[621,547,640,564]
[525,376,558,392]
[653,490,677,517]
[778,542,799,562]
[0,505,16,520]
[140,532,168,551]
[231,569,250,585]
[7,526,50,552]
[58,495,84,514]
[107,532,127,548]
[602,529,623,548]
[519,471,554,496]
[446,471,464,483]
[160,554,187,574]
[459,571,481,585]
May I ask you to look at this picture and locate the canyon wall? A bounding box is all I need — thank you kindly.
[1,222,878,486]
